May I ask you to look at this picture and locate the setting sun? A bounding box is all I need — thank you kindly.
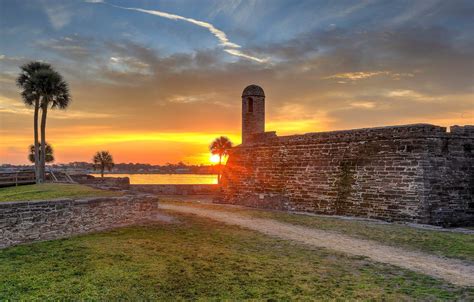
[210,154,221,164]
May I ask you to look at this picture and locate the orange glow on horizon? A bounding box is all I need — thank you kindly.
[2,111,473,165]
[0,130,241,165]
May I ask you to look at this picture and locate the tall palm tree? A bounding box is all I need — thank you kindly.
[35,68,71,182]
[29,143,54,164]
[93,151,115,177]
[209,136,233,183]
[16,62,53,183]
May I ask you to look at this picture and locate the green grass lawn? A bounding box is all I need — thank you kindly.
[0,211,472,300]
[0,183,120,202]
[160,199,474,263]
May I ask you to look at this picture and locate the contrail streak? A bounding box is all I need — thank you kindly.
[88,1,267,63]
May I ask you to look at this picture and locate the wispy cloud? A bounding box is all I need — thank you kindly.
[88,1,267,63]
[325,71,390,80]
[325,71,415,81]
[223,49,266,62]
[37,37,89,57]
[168,94,212,104]
[387,0,442,26]
[386,89,440,102]
[350,101,376,109]
[0,96,113,119]
[43,3,72,30]
[108,56,151,75]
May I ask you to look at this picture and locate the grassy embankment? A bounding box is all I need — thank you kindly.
[159,199,474,263]
[1,211,472,300]
[0,183,120,202]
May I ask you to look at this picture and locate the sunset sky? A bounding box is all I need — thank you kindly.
[1,0,473,165]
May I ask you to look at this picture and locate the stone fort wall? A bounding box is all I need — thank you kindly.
[0,195,159,249]
[220,124,474,226]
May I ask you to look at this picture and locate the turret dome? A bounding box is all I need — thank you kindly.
[242,84,265,97]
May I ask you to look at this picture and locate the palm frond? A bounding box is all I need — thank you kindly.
[28,142,54,163]
[209,136,233,157]
[93,151,115,171]
[16,61,53,107]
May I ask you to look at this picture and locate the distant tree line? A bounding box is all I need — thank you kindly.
[5,161,222,174]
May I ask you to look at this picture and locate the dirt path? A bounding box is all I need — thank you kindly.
[160,203,474,287]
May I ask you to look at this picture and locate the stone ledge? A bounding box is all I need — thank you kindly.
[242,124,474,147]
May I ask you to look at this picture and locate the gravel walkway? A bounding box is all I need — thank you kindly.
[160,203,474,287]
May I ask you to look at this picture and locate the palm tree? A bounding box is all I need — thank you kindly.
[16,62,53,183]
[35,68,71,182]
[209,136,233,183]
[93,151,115,177]
[28,143,54,164]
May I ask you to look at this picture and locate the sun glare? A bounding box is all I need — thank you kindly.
[210,154,221,164]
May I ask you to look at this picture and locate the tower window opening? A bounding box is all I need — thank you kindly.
[248,97,254,113]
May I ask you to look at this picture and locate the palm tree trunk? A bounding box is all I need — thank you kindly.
[40,104,48,183]
[33,99,40,184]
[101,165,104,178]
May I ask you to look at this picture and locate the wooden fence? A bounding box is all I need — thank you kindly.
[0,170,75,187]
[0,171,36,187]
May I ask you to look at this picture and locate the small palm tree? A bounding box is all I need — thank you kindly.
[29,143,54,164]
[17,61,53,183]
[36,68,71,182]
[93,151,115,177]
[209,136,233,183]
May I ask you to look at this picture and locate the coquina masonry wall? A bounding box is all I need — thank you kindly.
[0,195,159,249]
[220,124,474,226]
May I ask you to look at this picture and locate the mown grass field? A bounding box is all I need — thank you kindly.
[160,199,474,263]
[1,211,472,300]
[0,183,120,202]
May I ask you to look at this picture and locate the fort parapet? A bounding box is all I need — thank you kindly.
[220,85,474,226]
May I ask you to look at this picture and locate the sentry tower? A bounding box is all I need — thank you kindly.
[242,84,265,144]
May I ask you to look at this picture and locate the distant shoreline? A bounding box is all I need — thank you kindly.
[88,172,217,175]
[88,173,218,185]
